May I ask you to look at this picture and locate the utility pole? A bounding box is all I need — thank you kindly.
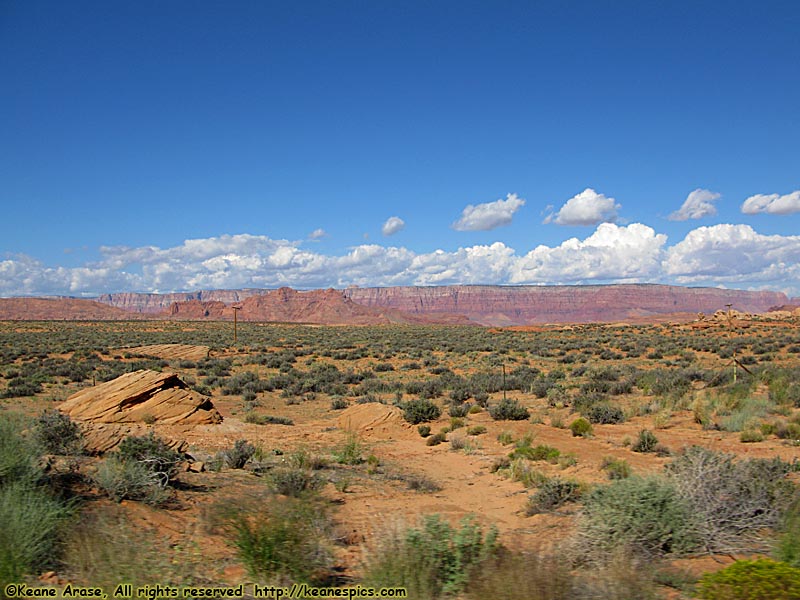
[725,303,736,383]
[232,305,241,345]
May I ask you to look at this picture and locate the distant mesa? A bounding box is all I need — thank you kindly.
[0,284,793,325]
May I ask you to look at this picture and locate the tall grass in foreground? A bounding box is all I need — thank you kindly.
[0,416,73,590]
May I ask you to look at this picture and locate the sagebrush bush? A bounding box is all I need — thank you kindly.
[666,446,796,553]
[94,457,171,505]
[403,399,442,424]
[270,468,324,497]
[526,477,582,515]
[587,403,625,424]
[489,399,529,421]
[578,475,699,559]
[34,409,84,455]
[115,432,182,480]
[697,558,800,600]
[221,439,256,469]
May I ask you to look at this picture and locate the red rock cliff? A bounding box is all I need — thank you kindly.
[343,284,789,325]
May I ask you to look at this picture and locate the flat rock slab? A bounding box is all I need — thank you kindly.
[59,369,222,425]
[123,344,210,361]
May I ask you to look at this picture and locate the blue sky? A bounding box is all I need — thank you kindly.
[1,1,799,297]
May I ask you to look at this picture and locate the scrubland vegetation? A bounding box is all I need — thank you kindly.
[1,319,800,598]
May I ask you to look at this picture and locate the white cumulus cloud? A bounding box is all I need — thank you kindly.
[452,193,525,231]
[545,188,620,226]
[308,228,327,240]
[669,189,720,221]
[741,190,800,215]
[665,224,800,284]
[511,223,667,283]
[381,216,406,236]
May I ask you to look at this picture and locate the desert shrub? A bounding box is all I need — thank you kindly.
[587,403,625,425]
[115,432,182,480]
[666,446,796,553]
[404,474,442,493]
[221,440,256,469]
[270,468,324,497]
[526,477,582,515]
[33,410,84,455]
[403,399,442,424]
[632,429,659,453]
[464,549,574,600]
[740,429,764,443]
[578,476,699,559]
[467,425,487,436]
[418,425,431,438]
[426,432,447,446]
[333,434,364,465]
[448,402,470,418]
[511,444,560,463]
[94,457,171,505]
[697,559,800,600]
[600,456,631,480]
[229,496,334,584]
[330,397,348,410]
[570,417,593,437]
[489,399,529,421]
[243,413,293,425]
[363,515,498,599]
